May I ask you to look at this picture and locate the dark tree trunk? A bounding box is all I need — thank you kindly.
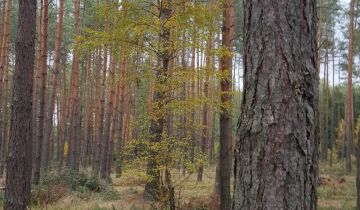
[4,0,36,209]
[233,0,319,209]
[219,0,234,209]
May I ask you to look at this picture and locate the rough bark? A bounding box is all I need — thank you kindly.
[233,0,319,209]
[4,0,36,208]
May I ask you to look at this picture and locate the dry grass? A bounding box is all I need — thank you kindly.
[24,167,219,210]
[0,162,356,209]
[318,161,356,210]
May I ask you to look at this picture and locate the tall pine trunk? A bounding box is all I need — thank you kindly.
[68,0,81,171]
[44,0,64,171]
[115,54,127,177]
[33,0,49,184]
[345,0,355,173]
[0,0,11,177]
[58,61,67,168]
[101,45,115,178]
[219,0,233,209]
[321,14,330,161]
[233,0,318,209]
[4,0,36,208]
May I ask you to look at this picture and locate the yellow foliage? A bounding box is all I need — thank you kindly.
[64,142,68,157]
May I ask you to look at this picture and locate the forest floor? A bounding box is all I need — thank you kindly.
[318,161,356,210]
[0,161,356,210]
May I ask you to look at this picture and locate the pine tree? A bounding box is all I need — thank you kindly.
[33,0,49,184]
[233,0,318,209]
[219,0,233,209]
[44,0,64,171]
[4,0,37,208]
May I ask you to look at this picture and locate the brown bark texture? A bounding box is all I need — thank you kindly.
[4,0,36,209]
[233,0,319,209]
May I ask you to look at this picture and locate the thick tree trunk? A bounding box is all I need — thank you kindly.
[219,0,234,209]
[233,1,319,209]
[4,0,36,209]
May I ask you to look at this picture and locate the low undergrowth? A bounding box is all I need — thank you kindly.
[31,169,119,206]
